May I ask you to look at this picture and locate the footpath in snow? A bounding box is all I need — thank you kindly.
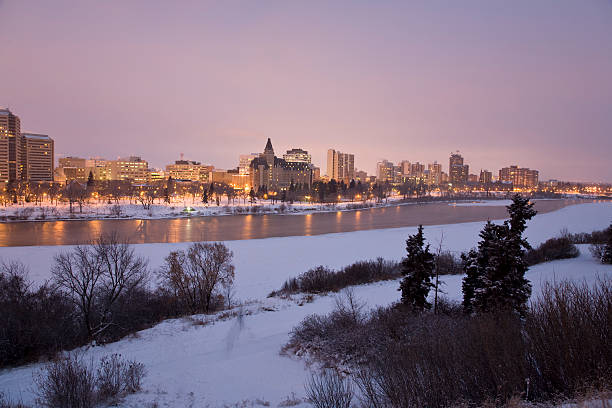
[0,201,611,406]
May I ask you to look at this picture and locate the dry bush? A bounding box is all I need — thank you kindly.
[35,353,145,408]
[35,355,97,408]
[525,235,580,266]
[270,258,399,296]
[306,369,353,408]
[288,280,612,407]
[0,392,30,408]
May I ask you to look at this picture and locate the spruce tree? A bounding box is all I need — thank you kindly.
[461,194,536,316]
[601,223,612,264]
[399,225,435,312]
[87,171,95,187]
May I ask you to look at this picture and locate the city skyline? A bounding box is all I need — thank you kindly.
[1,1,611,181]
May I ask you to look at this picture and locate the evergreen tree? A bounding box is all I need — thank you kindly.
[399,225,435,311]
[87,171,95,188]
[601,223,612,264]
[461,194,536,315]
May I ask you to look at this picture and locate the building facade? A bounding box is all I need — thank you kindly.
[376,159,395,183]
[239,153,259,175]
[250,139,312,191]
[166,160,213,182]
[479,169,493,184]
[21,133,54,181]
[499,165,539,188]
[0,108,22,182]
[283,148,311,164]
[326,148,355,181]
[449,152,469,185]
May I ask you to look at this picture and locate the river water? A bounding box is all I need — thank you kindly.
[0,199,585,247]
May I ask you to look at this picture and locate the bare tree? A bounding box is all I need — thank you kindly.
[51,233,148,339]
[160,242,235,313]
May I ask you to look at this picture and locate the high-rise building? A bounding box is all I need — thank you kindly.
[283,148,311,164]
[166,159,213,182]
[326,149,355,181]
[499,165,539,188]
[400,160,411,176]
[108,156,149,183]
[376,159,394,183]
[479,169,493,184]
[0,108,22,182]
[21,133,54,181]
[410,162,425,178]
[238,153,259,175]
[355,170,368,181]
[449,152,469,185]
[428,162,442,185]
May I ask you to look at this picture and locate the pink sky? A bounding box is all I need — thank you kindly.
[1,1,611,181]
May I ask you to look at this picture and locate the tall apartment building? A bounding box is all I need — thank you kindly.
[0,108,22,182]
[428,162,442,185]
[21,133,54,181]
[410,162,425,178]
[499,165,539,188]
[400,160,411,177]
[326,149,355,181]
[449,152,469,185]
[108,156,149,183]
[376,159,395,183]
[283,148,311,164]
[479,169,493,184]
[238,153,259,175]
[166,160,213,182]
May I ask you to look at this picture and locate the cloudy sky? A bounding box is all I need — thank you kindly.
[1,1,611,181]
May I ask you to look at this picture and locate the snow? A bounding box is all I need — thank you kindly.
[0,196,406,222]
[0,201,611,406]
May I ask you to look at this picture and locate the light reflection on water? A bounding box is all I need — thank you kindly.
[0,199,582,247]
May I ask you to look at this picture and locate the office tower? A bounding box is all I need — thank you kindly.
[376,159,394,183]
[400,160,411,176]
[283,148,311,164]
[108,156,149,182]
[449,152,469,185]
[479,169,493,184]
[327,148,355,181]
[0,108,22,182]
[410,162,425,178]
[166,159,213,182]
[239,153,259,175]
[499,165,539,188]
[21,133,54,181]
[428,162,442,185]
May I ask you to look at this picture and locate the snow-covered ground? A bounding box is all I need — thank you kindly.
[0,193,540,222]
[0,197,406,222]
[0,201,611,406]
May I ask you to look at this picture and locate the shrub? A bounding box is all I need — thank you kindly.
[35,355,97,408]
[35,354,145,408]
[97,354,146,399]
[289,280,612,407]
[525,235,580,266]
[270,258,399,296]
[434,251,463,275]
[306,369,353,408]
